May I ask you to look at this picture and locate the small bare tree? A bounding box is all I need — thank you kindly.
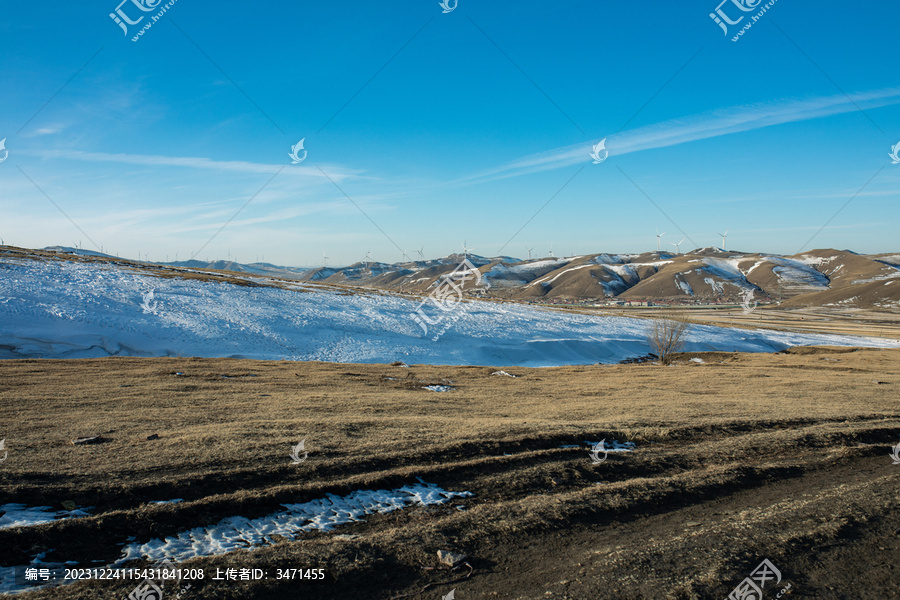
[647,312,692,365]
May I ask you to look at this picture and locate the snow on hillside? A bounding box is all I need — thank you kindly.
[42,246,113,258]
[592,254,641,265]
[851,263,900,284]
[675,274,694,296]
[599,264,640,295]
[698,257,748,280]
[768,257,830,290]
[792,254,838,267]
[1,257,897,366]
[877,255,900,267]
[483,258,572,288]
[526,263,598,288]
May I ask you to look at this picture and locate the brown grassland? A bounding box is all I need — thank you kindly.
[1,347,899,599]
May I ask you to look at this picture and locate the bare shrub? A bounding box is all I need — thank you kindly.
[647,313,692,365]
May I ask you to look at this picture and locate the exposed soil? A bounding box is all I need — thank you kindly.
[1,347,899,599]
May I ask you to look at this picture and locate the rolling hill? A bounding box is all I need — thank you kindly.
[299,248,900,310]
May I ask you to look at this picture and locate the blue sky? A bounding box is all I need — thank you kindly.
[1,0,898,266]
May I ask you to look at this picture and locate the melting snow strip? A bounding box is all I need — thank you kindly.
[423,385,453,392]
[0,552,68,595]
[116,482,472,564]
[0,504,91,530]
[585,440,637,452]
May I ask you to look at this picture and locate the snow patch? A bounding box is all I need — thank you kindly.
[0,504,91,530]
[586,440,636,452]
[491,370,516,377]
[115,483,472,564]
[675,275,694,296]
[423,385,453,392]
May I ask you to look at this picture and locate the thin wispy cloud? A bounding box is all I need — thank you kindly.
[103,200,354,236]
[455,87,900,185]
[24,125,66,137]
[31,149,368,182]
[788,189,899,200]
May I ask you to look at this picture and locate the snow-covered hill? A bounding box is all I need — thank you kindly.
[1,254,897,366]
[293,248,900,308]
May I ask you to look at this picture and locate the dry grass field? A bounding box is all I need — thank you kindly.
[1,347,899,599]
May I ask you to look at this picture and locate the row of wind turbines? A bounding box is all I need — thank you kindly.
[323,245,429,269]
[324,230,732,269]
[327,241,562,269]
[655,229,730,254]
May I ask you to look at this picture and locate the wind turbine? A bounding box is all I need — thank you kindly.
[417,245,425,260]
[526,246,534,260]
[364,250,373,271]
[322,251,330,268]
[548,242,555,257]
[461,241,472,259]
[717,229,728,251]
[401,250,411,262]
[655,229,665,252]
[669,239,685,255]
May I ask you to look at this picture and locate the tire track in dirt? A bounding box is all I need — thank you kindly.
[7,422,899,599]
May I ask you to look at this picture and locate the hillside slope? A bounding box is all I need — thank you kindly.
[297,248,900,309]
[2,249,897,366]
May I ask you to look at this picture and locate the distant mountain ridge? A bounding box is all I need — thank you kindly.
[41,247,312,280]
[34,245,900,309]
[298,248,900,310]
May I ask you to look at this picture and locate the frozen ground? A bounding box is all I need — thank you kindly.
[1,257,898,366]
[0,484,470,595]
[115,482,472,565]
[0,504,91,530]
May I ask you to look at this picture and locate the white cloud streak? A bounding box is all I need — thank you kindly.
[31,149,367,183]
[454,87,900,185]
